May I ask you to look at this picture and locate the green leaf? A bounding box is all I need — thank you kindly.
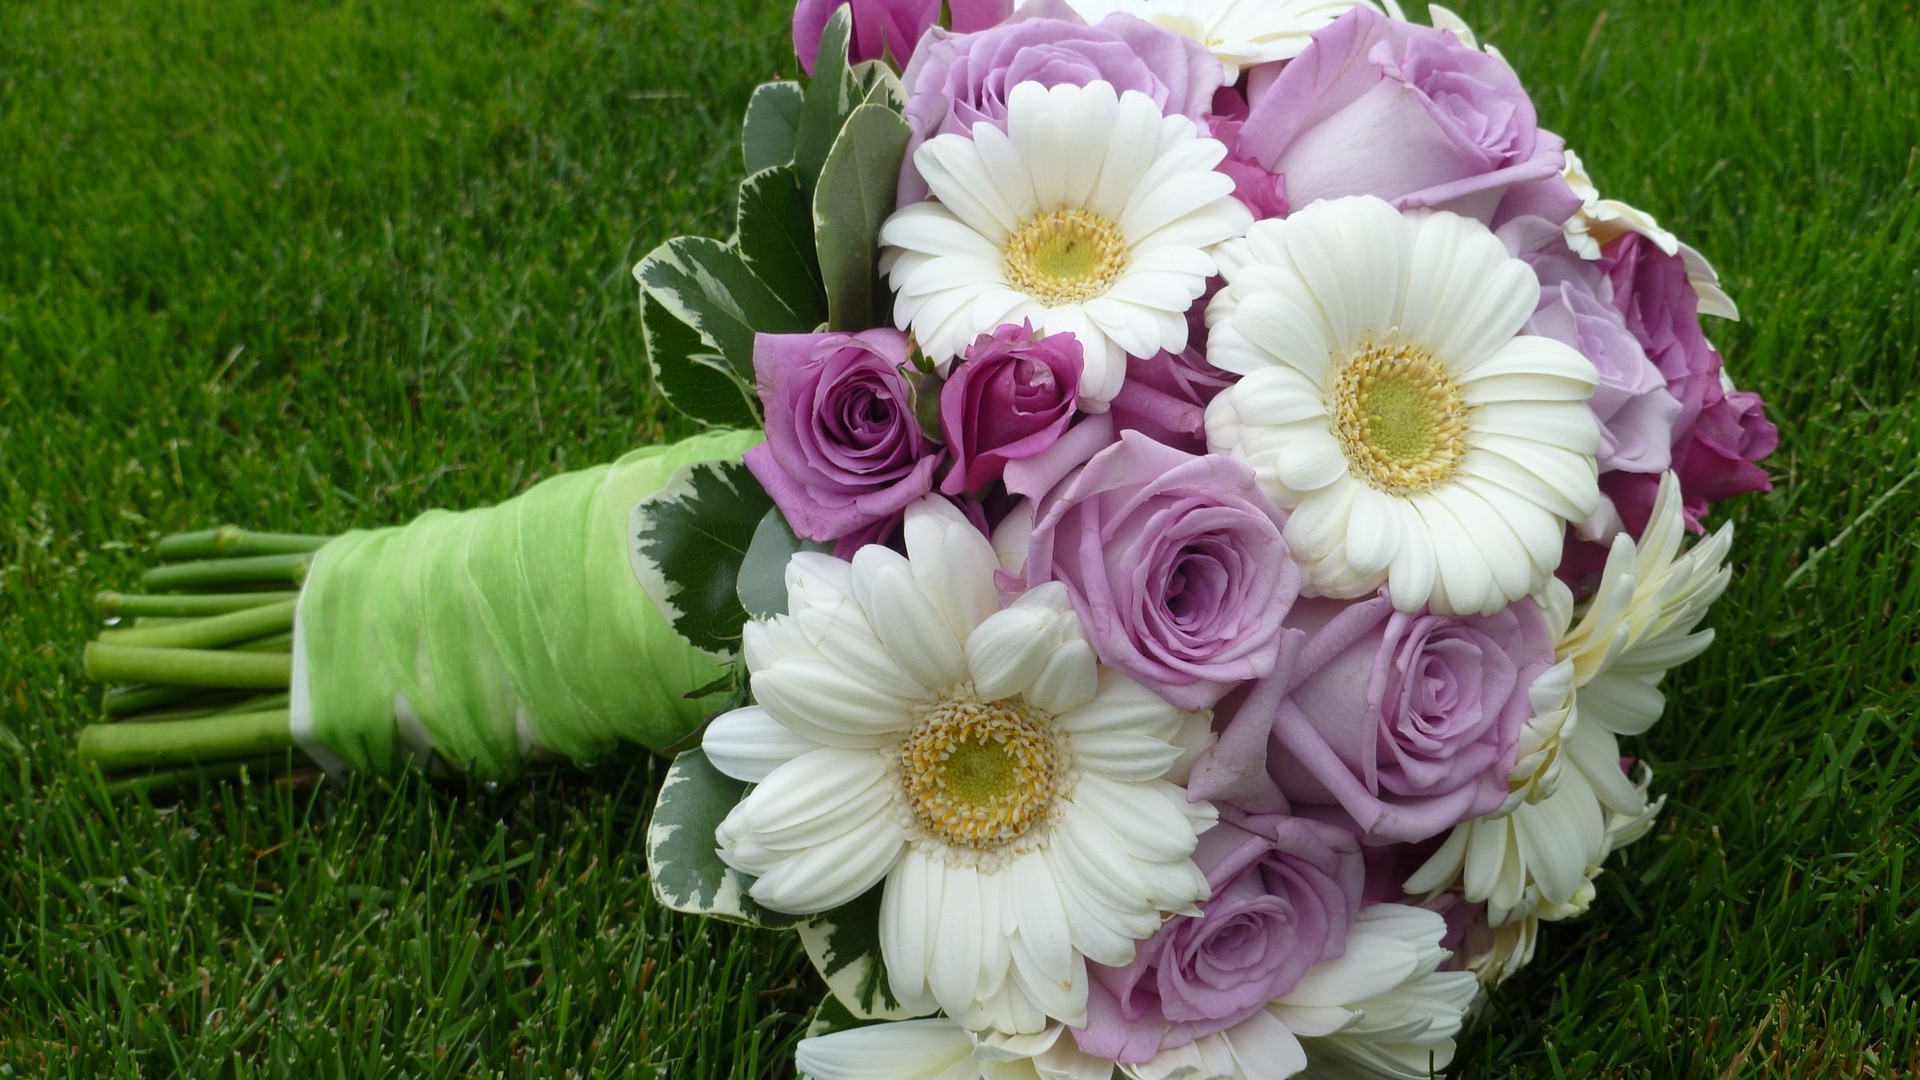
[629,458,775,657]
[793,6,854,190]
[645,750,798,928]
[742,80,805,175]
[848,60,906,111]
[736,165,826,327]
[804,994,883,1040]
[814,103,911,331]
[797,885,930,1022]
[639,292,759,428]
[736,508,832,620]
[635,235,817,382]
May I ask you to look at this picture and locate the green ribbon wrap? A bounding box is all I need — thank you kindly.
[290,429,762,781]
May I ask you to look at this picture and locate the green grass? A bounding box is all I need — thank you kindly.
[0,0,1915,1074]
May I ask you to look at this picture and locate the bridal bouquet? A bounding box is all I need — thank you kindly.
[73,0,1778,1076]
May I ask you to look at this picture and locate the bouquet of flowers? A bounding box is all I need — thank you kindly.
[73,0,1778,1075]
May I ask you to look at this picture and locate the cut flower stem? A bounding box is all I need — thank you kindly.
[97,590,299,618]
[141,552,312,592]
[77,708,295,772]
[84,642,294,690]
[153,527,332,561]
[95,598,297,649]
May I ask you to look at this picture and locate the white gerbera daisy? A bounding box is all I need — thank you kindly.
[1559,150,1739,319]
[1203,195,1602,616]
[705,496,1214,1035]
[1404,724,1663,928]
[1551,470,1734,738]
[1049,0,1389,80]
[796,1020,1115,1080]
[880,80,1252,408]
[796,907,1475,1080]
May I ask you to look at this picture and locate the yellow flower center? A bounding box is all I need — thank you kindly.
[1328,337,1470,495]
[896,692,1066,851]
[1003,208,1130,306]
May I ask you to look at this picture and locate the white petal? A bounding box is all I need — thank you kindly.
[853,545,970,689]
[967,606,1056,703]
[927,861,988,1019]
[795,1019,977,1080]
[749,817,906,913]
[903,497,1002,643]
[1067,776,1203,863]
[1277,431,1351,494]
[1279,924,1421,1008]
[881,847,940,1008]
[703,705,820,782]
[751,657,916,747]
[1278,195,1410,352]
[1342,485,1403,576]
[1399,210,1540,369]
[1024,638,1100,716]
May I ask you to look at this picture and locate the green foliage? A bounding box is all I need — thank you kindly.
[738,507,829,620]
[632,234,813,425]
[793,7,858,192]
[630,458,775,658]
[742,80,806,176]
[646,749,798,929]
[1,0,1918,1075]
[796,887,923,1023]
[814,103,913,331]
[638,3,906,427]
[737,164,828,323]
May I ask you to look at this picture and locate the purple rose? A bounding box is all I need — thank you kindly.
[1192,593,1554,844]
[895,0,1220,202]
[1108,345,1237,455]
[1077,815,1364,1063]
[938,323,1083,496]
[793,0,1012,75]
[1022,431,1297,710]
[1525,252,1683,475]
[744,329,941,544]
[1598,234,1776,532]
[1208,114,1291,222]
[1238,8,1572,224]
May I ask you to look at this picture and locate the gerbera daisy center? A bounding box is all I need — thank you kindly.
[1329,338,1470,495]
[896,692,1066,851]
[1002,208,1130,307]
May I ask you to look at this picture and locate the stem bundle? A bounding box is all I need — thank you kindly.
[78,527,327,795]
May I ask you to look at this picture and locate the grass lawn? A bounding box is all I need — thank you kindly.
[1,0,1915,1074]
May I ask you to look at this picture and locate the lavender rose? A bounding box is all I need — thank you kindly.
[1238,7,1574,225]
[938,324,1082,496]
[793,0,1012,76]
[1193,593,1554,844]
[1021,431,1296,710]
[743,329,941,544]
[1525,251,1683,475]
[896,0,1220,202]
[1077,815,1364,1063]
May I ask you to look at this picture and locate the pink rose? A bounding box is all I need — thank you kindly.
[793,0,1012,75]
[1598,234,1776,533]
[1194,593,1554,844]
[1107,345,1237,456]
[938,324,1082,496]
